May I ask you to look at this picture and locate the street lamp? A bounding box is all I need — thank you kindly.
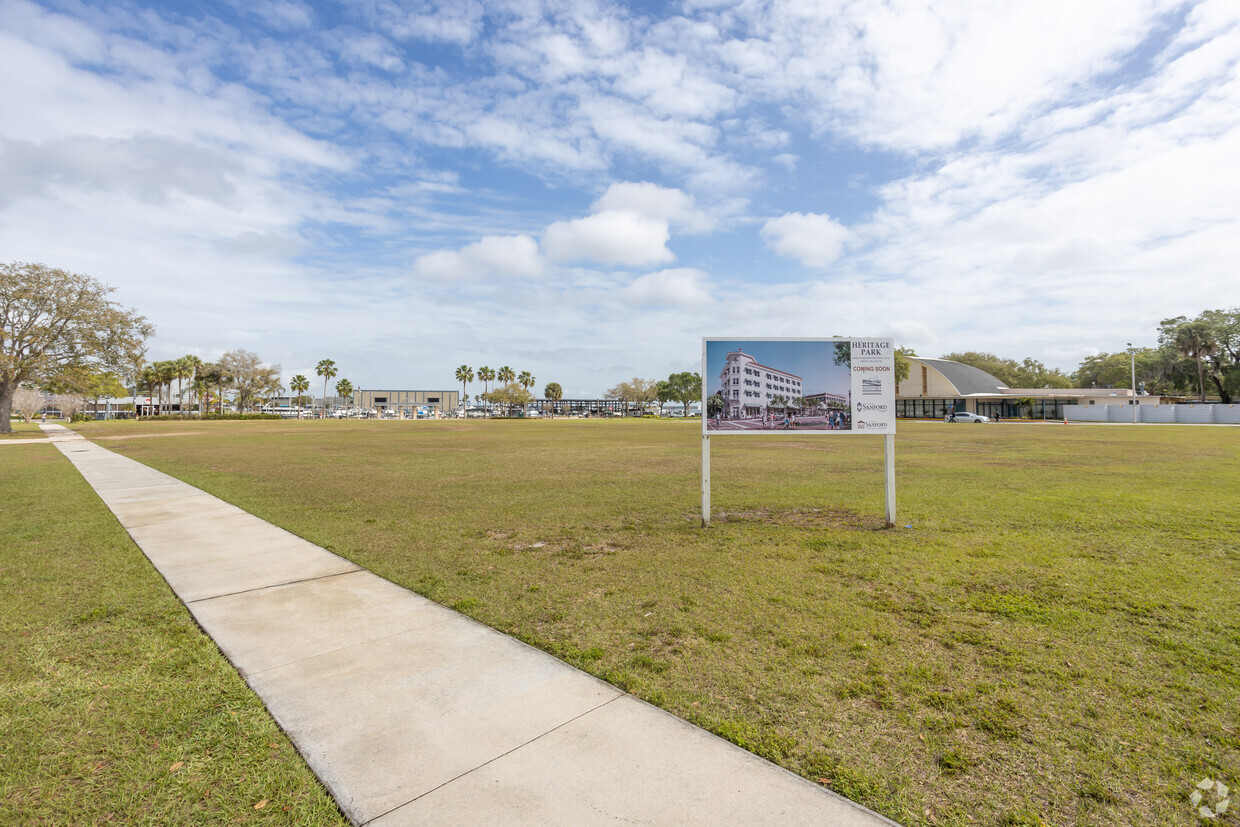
[1128,342,1137,423]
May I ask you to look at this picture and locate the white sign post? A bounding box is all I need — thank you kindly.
[701,338,897,528]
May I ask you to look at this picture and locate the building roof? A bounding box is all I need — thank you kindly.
[915,358,1009,395]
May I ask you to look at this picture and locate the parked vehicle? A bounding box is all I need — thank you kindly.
[947,411,990,423]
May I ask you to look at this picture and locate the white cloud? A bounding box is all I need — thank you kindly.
[413,234,544,279]
[761,213,851,269]
[591,181,714,233]
[542,210,674,266]
[618,268,711,308]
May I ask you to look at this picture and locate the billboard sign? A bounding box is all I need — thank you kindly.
[702,338,895,434]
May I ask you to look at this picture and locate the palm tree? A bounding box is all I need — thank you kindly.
[190,370,209,416]
[455,365,474,413]
[334,378,353,415]
[477,367,494,416]
[544,382,562,415]
[290,374,310,417]
[1174,322,1219,402]
[155,360,176,415]
[316,359,337,418]
[518,371,535,415]
[497,366,516,415]
[138,365,159,416]
[173,355,197,414]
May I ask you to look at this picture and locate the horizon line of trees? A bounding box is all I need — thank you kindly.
[925,308,1238,403]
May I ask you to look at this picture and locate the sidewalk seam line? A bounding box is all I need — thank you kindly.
[184,567,366,604]
[357,693,626,825]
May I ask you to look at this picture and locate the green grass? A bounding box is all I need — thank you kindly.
[67,417,1240,826]
[0,420,44,439]
[0,444,347,826]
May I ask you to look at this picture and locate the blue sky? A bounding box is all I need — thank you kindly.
[2,0,1237,397]
[705,339,850,398]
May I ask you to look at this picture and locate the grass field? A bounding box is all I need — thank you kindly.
[0,444,348,825]
[58,418,1240,825]
[0,420,44,439]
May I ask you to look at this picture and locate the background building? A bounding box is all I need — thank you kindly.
[896,357,1157,420]
[718,348,804,418]
[353,389,459,417]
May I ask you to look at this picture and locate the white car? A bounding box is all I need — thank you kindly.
[947,411,990,423]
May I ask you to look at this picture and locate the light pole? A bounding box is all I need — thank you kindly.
[1128,342,1137,423]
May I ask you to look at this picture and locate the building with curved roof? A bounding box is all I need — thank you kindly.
[897,357,1143,420]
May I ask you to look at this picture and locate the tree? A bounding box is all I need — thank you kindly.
[663,371,701,417]
[316,359,337,417]
[81,370,127,419]
[833,341,851,367]
[606,377,657,416]
[485,381,531,415]
[455,365,474,411]
[12,385,45,422]
[518,370,535,403]
[1171,321,1218,402]
[894,346,915,385]
[156,360,177,414]
[222,350,281,413]
[1198,308,1240,402]
[1161,310,1239,403]
[334,378,353,413]
[495,366,515,414]
[194,362,227,414]
[53,393,85,420]
[0,262,153,432]
[543,382,562,401]
[290,374,310,416]
[940,351,1072,389]
[477,366,495,416]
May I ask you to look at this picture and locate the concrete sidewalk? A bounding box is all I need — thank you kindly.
[42,423,898,826]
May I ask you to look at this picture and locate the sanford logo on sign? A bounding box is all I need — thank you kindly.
[857,403,888,412]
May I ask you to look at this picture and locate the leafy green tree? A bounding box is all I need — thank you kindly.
[1160,310,1239,402]
[833,341,851,367]
[543,382,562,401]
[894,346,916,385]
[663,371,701,417]
[606,377,657,416]
[518,370,535,406]
[223,350,281,413]
[315,359,337,417]
[455,365,473,412]
[497,365,515,385]
[1198,308,1240,402]
[706,392,723,418]
[0,262,152,432]
[940,351,1071,389]
[1170,320,1218,402]
[1074,348,1167,392]
[485,381,531,415]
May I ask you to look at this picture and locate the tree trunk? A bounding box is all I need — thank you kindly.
[0,382,14,433]
[1210,372,1231,404]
